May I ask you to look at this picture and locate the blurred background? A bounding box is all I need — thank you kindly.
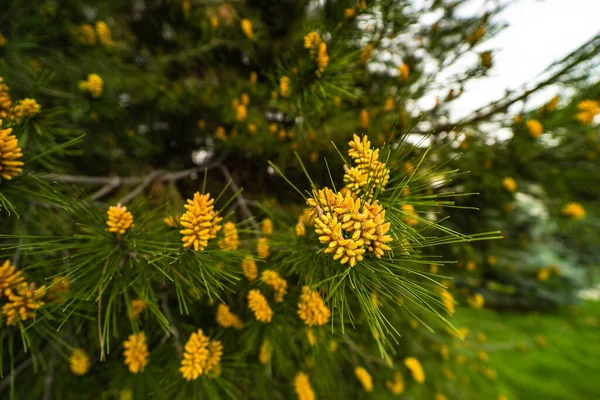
[0,0,599,398]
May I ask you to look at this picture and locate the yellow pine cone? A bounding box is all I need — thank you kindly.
[79,24,96,45]
[398,63,410,81]
[359,109,369,128]
[78,74,104,98]
[297,286,331,326]
[0,123,24,181]
[307,187,392,267]
[258,340,271,364]
[295,220,306,236]
[384,97,395,111]
[0,259,25,296]
[355,367,373,392]
[241,256,258,281]
[404,357,425,383]
[575,100,600,124]
[180,329,222,380]
[128,298,146,319]
[466,24,486,45]
[106,203,134,236]
[119,390,133,400]
[0,78,11,118]
[261,270,287,302]
[360,43,374,65]
[294,372,315,400]
[562,202,585,219]
[261,218,273,236]
[123,332,150,374]
[343,134,390,200]
[163,215,180,227]
[70,348,91,376]
[247,289,273,323]
[95,21,114,47]
[545,95,560,112]
[401,204,418,226]
[241,19,254,39]
[280,76,291,97]
[386,371,404,395]
[440,290,455,316]
[216,303,243,329]
[525,119,543,139]
[257,237,269,259]
[304,31,322,57]
[10,98,41,120]
[480,51,492,68]
[240,92,250,105]
[315,42,329,77]
[467,293,485,309]
[218,221,239,251]
[48,276,70,304]
[180,192,223,251]
[1,282,46,326]
[235,104,247,121]
[502,177,517,193]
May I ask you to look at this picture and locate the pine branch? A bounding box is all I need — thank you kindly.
[98,258,109,362]
[11,238,22,266]
[428,33,600,134]
[0,358,34,392]
[218,163,261,234]
[42,353,57,400]
[160,292,183,355]
[342,334,389,367]
[43,159,225,201]
[119,169,164,205]
[90,179,122,201]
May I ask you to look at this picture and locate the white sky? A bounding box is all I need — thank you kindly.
[450,0,600,119]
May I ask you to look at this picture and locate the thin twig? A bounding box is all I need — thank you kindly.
[342,335,389,367]
[430,36,599,135]
[119,170,164,205]
[11,238,22,266]
[38,87,77,100]
[90,178,122,201]
[218,163,260,234]
[98,258,109,362]
[44,159,224,205]
[160,292,183,354]
[43,174,140,185]
[0,358,34,392]
[42,353,57,400]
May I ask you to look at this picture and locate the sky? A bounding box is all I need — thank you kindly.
[449,0,600,120]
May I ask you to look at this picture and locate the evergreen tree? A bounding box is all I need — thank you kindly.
[0,0,597,398]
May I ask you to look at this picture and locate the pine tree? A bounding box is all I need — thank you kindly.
[0,0,597,399]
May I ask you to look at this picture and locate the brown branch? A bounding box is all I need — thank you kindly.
[44,158,225,203]
[90,178,122,201]
[0,358,34,392]
[119,170,164,205]
[44,159,223,186]
[97,258,109,362]
[218,163,261,234]
[42,353,57,400]
[430,36,599,135]
[11,238,22,266]
[160,292,183,354]
[43,174,142,185]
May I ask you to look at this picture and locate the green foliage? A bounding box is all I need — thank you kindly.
[0,0,597,399]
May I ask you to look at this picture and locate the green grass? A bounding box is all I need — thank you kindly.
[453,301,600,400]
